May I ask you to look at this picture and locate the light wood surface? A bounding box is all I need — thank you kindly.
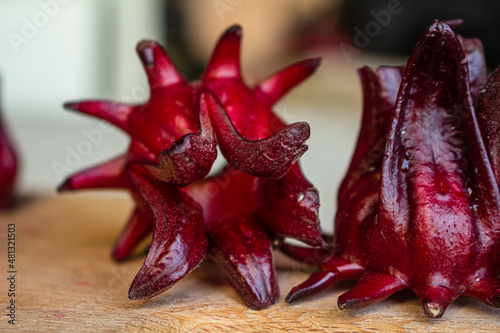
[1,194,499,332]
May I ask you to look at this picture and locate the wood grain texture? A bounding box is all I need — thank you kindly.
[0,194,499,332]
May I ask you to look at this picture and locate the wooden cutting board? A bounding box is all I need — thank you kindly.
[0,194,499,332]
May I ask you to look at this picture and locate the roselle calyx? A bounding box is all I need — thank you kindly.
[59,25,324,309]
[284,20,500,318]
[0,85,18,209]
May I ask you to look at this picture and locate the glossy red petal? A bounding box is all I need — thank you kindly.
[206,214,279,310]
[127,169,207,300]
[204,93,309,178]
[58,155,128,192]
[125,83,200,161]
[132,92,217,187]
[255,164,324,246]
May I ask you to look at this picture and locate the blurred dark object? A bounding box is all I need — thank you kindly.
[287,5,352,53]
[165,0,204,81]
[340,0,500,69]
[0,80,19,209]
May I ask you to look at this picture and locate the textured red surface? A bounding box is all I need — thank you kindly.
[285,21,500,318]
[59,25,323,310]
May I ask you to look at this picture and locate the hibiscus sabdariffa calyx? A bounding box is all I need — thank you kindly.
[284,20,500,318]
[59,25,324,310]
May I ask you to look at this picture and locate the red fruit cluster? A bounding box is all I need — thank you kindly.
[59,25,324,309]
[284,20,500,318]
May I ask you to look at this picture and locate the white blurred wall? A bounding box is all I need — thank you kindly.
[0,0,164,192]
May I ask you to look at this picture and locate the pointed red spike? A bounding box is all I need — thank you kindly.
[136,40,185,89]
[127,169,208,300]
[286,257,364,303]
[338,272,405,310]
[257,58,321,105]
[203,25,242,81]
[64,101,132,132]
[416,285,460,318]
[204,93,309,179]
[465,277,500,307]
[206,214,279,310]
[112,207,153,261]
[58,155,127,192]
[279,241,333,266]
[286,271,338,303]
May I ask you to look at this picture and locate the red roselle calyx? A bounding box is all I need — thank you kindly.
[0,86,18,209]
[283,20,500,318]
[59,25,324,309]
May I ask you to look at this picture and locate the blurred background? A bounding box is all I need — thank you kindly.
[1,0,498,231]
